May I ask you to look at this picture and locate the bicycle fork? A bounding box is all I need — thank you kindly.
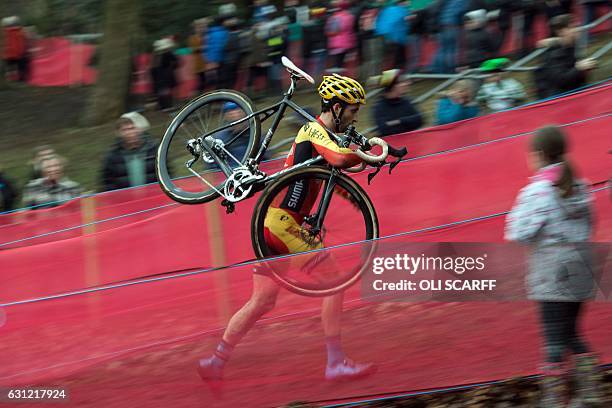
[303,170,338,240]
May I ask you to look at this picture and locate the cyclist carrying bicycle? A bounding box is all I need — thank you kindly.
[197,73,377,382]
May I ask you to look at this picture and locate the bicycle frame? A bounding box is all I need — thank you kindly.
[198,75,343,175]
[191,75,361,222]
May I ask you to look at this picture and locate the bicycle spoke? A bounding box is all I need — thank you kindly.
[157,91,259,204]
[196,108,207,134]
[224,125,250,149]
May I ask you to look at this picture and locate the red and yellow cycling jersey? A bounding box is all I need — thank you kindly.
[263,118,362,256]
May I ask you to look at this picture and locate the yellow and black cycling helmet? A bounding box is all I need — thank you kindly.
[318,73,367,106]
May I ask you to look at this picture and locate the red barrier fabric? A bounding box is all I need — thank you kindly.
[387,82,611,160]
[0,87,610,303]
[1,232,611,407]
[28,37,97,86]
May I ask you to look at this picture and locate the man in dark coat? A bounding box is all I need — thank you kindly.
[101,112,159,192]
[0,170,17,212]
[534,14,597,98]
[372,69,423,136]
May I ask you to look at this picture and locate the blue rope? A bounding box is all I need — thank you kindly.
[0,202,178,248]
[3,78,609,216]
[2,112,609,247]
[1,185,608,308]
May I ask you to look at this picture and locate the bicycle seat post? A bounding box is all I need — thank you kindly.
[286,75,299,98]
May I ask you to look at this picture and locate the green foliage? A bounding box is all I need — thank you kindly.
[25,0,104,35]
[13,0,235,47]
[141,1,221,47]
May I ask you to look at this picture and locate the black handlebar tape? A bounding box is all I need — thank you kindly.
[387,145,408,158]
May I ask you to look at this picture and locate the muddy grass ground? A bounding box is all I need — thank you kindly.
[9,301,611,408]
[284,368,612,407]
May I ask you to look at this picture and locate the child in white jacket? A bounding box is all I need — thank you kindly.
[477,58,526,112]
[505,125,602,408]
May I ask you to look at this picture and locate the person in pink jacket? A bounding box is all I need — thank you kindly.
[326,0,357,71]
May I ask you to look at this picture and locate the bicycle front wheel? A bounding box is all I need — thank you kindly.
[251,166,378,297]
[156,90,261,204]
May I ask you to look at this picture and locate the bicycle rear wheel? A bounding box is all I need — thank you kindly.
[251,166,378,297]
[156,90,261,204]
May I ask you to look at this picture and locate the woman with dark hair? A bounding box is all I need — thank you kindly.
[505,125,602,407]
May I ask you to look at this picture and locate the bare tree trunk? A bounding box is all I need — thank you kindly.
[83,0,140,126]
[0,0,7,90]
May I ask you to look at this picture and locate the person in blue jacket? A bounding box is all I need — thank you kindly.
[374,0,409,69]
[204,14,230,89]
[435,79,479,125]
[429,0,467,73]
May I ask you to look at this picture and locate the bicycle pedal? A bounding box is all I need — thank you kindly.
[221,200,235,214]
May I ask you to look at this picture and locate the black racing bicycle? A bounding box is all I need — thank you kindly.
[156,57,407,296]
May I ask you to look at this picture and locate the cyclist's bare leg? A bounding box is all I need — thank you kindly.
[321,292,343,338]
[321,292,344,366]
[198,273,279,380]
[222,273,280,346]
[321,291,376,379]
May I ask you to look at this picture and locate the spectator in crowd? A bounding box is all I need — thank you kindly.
[477,58,526,113]
[505,125,603,407]
[0,169,17,212]
[372,69,423,136]
[429,0,467,73]
[534,14,597,99]
[579,0,611,51]
[204,10,233,90]
[435,79,479,125]
[217,102,251,167]
[101,112,158,192]
[22,156,81,209]
[490,0,514,53]
[21,25,39,82]
[326,0,357,71]
[28,145,56,181]
[375,0,410,70]
[253,0,278,23]
[151,38,179,111]
[517,0,544,58]
[461,9,496,69]
[220,13,246,90]
[246,21,273,99]
[543,0,575,22]
[283,0,309,63]
[188,18,209,93]
[357,1,384,80]
[266,17,290,94]
[302,6,329,81]
[407,3,429,73]
[2,16,28,81]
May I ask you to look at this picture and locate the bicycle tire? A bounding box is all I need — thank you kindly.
[251,166,378,297]
[156,90,261,204]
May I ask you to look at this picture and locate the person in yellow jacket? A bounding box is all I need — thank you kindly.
[188,17,209,93]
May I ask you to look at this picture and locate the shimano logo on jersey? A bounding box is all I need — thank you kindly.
[287,179,305,209]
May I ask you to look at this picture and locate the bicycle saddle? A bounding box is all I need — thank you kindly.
[281,56,315,84]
